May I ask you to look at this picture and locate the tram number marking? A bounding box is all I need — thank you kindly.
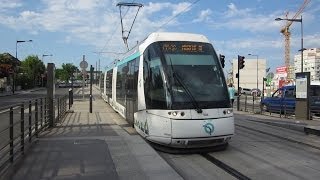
[162,44,177,52]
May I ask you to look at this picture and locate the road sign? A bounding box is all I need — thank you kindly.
[80,60,88,69]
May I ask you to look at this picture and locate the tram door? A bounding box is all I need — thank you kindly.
[125,59,139,127]
[126,94,135,126]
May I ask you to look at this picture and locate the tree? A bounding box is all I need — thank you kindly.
[0,53,20,78]
[55,63,77,82]
[20,55,45,87]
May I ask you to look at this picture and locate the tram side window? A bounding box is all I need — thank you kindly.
[143,46,166,109]
[133,57,140,94]
[126,59,136,99]
[106,70,113,97]
[126,57,140,101]
[100,73,104,91]
[117,63,128,106]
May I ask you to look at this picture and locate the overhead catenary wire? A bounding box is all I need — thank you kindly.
[117,2,143,50]
[99,0,200,69]
[99,0,136,53]
[154,0,200,32]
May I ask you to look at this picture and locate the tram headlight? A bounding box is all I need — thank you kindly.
[226,109,233,114]
[172,111,178,116]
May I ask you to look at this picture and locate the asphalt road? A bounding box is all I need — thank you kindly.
[0,87,74,108]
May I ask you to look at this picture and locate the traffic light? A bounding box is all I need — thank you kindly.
[219,54,225,68]
[238,55,245,69]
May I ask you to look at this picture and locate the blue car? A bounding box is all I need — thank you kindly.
[260,86,295,113]
[261,85,320,114]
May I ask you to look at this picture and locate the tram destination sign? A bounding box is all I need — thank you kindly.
[162,42,206,53]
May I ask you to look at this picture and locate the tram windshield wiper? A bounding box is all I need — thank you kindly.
[168,56,203,113]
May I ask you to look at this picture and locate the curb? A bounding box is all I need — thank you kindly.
[234,112,306,132]
[235,111,320,136]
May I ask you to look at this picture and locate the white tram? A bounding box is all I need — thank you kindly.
[102,32,234,149]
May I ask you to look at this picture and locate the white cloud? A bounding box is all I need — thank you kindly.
[291,33,320,50]
[225,3,251,18]
[213,37,282,51]
[0,0,197,56]
[171,2,192,16]
[0,0,22,9]
[192,9,212,23]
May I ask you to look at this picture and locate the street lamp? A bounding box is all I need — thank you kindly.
[14,39,33,94]
[275,15,304,72]
[248,54,259,90]
[42,54,53,87]
[42,54,53,65]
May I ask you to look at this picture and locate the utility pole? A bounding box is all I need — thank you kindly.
[90,65,93,113]
[237,59,240,111]
[98,58,101,87]
[96,61,98,85]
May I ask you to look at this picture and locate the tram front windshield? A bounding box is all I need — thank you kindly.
[143,41,230,110]
[162,42,229,109]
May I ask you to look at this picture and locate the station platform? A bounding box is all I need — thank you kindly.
[7,87,182,180]
[234,110,320,136]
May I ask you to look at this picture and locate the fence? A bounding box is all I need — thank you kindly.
[0,95,68,175]
[235,95,295,119]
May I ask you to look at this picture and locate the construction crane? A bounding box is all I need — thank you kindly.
[279,0,310,73]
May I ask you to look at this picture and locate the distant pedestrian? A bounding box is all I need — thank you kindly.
[228,83,235,107]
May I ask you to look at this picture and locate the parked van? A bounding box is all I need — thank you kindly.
[260,85,320,114]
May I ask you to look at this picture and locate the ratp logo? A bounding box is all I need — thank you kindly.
[203,123,214,135]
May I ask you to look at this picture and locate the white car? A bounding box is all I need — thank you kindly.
[241,88,252,95]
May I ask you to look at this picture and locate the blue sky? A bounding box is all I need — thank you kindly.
[0,0,319,74]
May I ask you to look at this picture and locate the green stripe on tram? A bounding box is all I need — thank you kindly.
[104,52,140,72]
[117,52,140,66]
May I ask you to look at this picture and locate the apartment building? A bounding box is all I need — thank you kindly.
[294,48,320,81]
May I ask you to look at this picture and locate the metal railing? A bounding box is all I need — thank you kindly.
[0,95,68,174]
[309,96,320,120]
[235,95,295,118]
[235,94,320,119]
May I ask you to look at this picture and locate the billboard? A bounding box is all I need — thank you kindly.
[274,66,288,88]
[276,66,287,74]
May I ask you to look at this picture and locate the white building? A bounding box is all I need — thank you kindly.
[294,48,320,81]
[232,58,266,91]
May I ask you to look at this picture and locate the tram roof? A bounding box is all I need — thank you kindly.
[105,32,210,71]
[140,32,210,50]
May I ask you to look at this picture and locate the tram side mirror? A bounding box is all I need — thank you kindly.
[219,54,225,68]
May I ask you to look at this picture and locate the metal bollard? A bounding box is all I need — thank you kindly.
[35,99,38,138]
[40,98,43,128]
[252,95,255,113]
[20,104,24,154]
[29,101,32,143]
[10,107,13,162]
[69,88,72,109]
[90,94,93,113]
[244,95,247,112]
[58,98,60,120]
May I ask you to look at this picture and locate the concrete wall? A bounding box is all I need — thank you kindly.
[233,58,266,90]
